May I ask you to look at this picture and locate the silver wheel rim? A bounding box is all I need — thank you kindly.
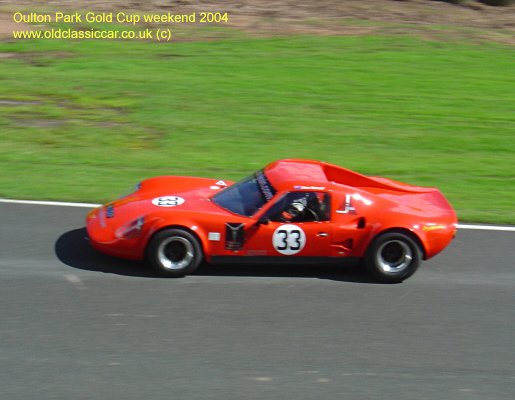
[157,236,194,270]
[376,240,412,273]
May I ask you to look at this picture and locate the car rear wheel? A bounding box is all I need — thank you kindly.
[364,232,421,283]
[147,229,203,277]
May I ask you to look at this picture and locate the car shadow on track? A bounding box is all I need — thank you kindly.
[55,228,155,278]
[55,228,381,283]
[199,259,378,283]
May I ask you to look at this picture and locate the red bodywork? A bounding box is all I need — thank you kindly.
[86,159,457,264]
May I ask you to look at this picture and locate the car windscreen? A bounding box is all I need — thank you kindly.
[212,170,276,217]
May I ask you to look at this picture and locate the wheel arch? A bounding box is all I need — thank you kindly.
[370,227,426,260]
[145,224,208,261]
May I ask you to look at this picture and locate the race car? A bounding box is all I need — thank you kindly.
[86,159,457,283]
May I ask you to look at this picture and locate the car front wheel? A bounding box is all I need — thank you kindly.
[147,229,203,277]
[364,232,421,283]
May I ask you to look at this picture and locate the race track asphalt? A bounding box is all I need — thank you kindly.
[1,202,514,400]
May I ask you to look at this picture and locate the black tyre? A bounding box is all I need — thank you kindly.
[364,232,421,283]
[146,229,203,277]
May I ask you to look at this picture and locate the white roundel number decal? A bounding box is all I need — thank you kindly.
[152,196,185,207]
[272,224,306,255]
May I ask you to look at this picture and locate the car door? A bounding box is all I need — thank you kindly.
[244,191,332,257]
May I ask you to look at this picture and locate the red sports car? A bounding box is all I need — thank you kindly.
[86,159,457,282]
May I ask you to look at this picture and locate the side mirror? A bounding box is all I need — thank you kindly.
[256,217,269,226]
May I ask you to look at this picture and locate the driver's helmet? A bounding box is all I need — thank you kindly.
[281,197,307,221]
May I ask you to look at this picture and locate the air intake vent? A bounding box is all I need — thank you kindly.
[357,217,365,229]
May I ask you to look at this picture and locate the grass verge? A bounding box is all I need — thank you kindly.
[0,27,513,224]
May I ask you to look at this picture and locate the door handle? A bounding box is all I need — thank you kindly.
[317,232,329,237]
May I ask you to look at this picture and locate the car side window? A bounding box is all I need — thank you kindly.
[265,191,331,223]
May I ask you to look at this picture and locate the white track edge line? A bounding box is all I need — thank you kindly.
[0,198,101,208]
[0,198,514,231]
[456,224,515,232]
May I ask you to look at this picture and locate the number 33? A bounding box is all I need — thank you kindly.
[272,225,306,255]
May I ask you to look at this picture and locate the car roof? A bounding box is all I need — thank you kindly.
[263,159,332,192]
[265,159,325,181]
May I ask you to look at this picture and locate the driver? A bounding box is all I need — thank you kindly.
[281,197,307,222]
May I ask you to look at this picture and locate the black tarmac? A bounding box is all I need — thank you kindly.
[1,202,514,399]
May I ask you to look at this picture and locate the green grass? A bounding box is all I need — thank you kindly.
[0,30,514,224]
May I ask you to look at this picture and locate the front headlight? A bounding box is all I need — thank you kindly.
[117,182,141,199]
[116,216,145,239]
